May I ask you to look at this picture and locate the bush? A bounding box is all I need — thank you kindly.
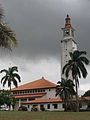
[31,107,37,111]
[18,106,27,111]
[31,106,38,111]
[40,106,45,111]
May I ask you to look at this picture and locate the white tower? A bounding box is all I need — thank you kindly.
[61,15,77,79]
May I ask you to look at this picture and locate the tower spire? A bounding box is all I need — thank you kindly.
[65,14,71,28]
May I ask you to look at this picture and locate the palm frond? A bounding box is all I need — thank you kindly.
[0,69,8,74]
[78,61,88,78]
[77,67,81,78]
[65,64,72,78]
[69,52,73,59]
[78,51,87,56]
[62,63,70,74]
[13,79,18,87]
[11,66,18,72]
[13,73,21,82]
[78,57,89,65]
[2,76,8,87]
[0,22,17,49]
[1,76,6,83]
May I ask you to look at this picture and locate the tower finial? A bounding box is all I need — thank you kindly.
[41,76,44,79]
[67,14,69,17]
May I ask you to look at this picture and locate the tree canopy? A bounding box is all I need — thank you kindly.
[56,78,75,111]
[62,50,89,112]
[0,89,16,110]
[0,5,17,50]
[83,90,90,97]
[0,66,21,90]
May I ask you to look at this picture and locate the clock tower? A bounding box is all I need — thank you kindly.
[61,15,77,79]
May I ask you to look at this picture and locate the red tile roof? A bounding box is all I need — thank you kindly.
[82,97,90,101]
[15,93,46,99]
[12,77,56,91]
[22,98,62,104]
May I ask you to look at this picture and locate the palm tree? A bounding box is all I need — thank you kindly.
[0,66,21,91]
[56,78,75,111]
[62,50,89,111]
[0,5,17,49]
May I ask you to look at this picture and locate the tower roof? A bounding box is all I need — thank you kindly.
[65,14,71,28]
[62,14,74,30]
[11,77,56,91]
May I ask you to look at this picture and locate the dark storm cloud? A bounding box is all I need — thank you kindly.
[0,0,90,60]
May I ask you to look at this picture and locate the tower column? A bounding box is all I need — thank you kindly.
[61,15,77,79]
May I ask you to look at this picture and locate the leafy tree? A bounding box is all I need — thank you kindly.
[0,91,5,106]
[0,89,16,110]
[0,5,17,49]
[0,90,9,106]
[0,66,21,91]
[56,78,75,111]
[83,90,90,97]
[62,50,89,111]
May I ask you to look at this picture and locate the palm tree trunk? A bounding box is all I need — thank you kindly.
[64,99,67,111]
[10,86,11,92]
[75,78,79,112]
[9,84,12,111]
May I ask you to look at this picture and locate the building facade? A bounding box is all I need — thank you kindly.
[11,77,64,111]
[11,76,88,111]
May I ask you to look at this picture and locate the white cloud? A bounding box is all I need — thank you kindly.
[0,56,90,96]
[0,57,60,90]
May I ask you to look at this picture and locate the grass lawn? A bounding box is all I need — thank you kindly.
[0,111,90,120]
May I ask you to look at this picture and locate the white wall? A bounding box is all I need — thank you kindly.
[80,103,88,110]
[61,38,77,79]
[45,88,58,99]
[26,103,64,111]
[35,88,58,100]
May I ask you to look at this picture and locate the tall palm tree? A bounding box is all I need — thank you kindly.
[0,66,21,91]
[56,78,75,111]
[0,5,17,49]
[62,50,89,111]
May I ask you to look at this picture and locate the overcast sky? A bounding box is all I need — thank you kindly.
[0,0,90,95]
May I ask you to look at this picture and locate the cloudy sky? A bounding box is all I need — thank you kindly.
[0,0,90,95]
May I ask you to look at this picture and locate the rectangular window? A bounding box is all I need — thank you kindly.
[32,90,34,93]
[62,104,65,108]
[21,99,27,101]
[47,104,50,109]
[40,104,45,111]
[28,105,29,108]
[40,104,44,108]
[38,89,40,92]
[53,104,58,109]
[35,89,37,92]
[25,90,27,93]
